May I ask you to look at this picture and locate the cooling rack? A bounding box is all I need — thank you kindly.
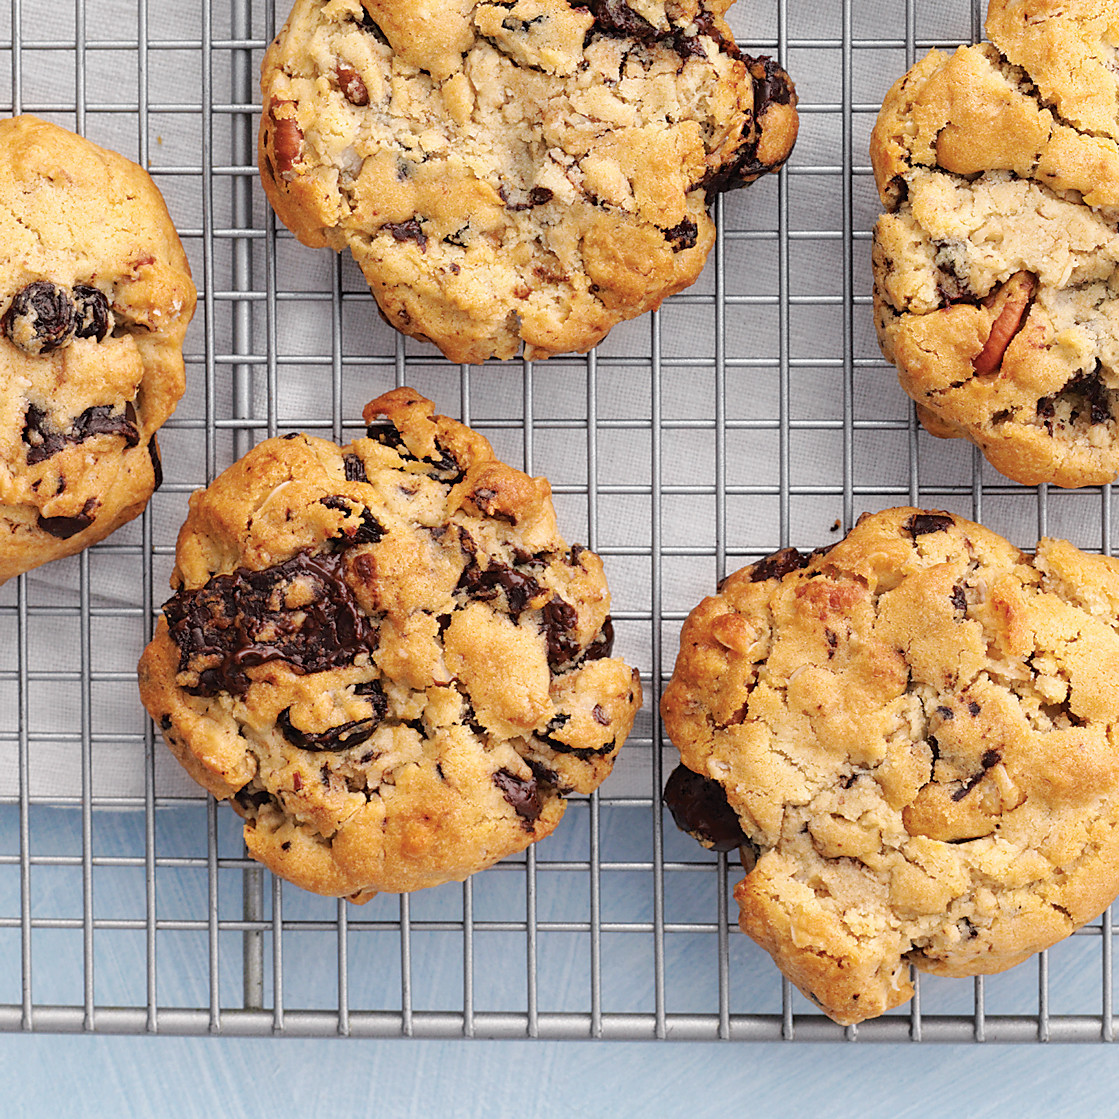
[1,0,1115,1042]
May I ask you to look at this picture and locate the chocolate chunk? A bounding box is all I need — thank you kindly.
[343,453,368,482]
[749,547,810,583]
[904,512,955,539]
[381,219,428,251]
[583,617,615,661]
[234,787,273,812]
[319,495,384,548]
[536,712,615,759]
[542,596,580,667]
[148,437,164,490]
[3,281,76,355]
[159,714,172,730]
[163,549,378,697]
[37,497,97,539]
[22,404,67,464]
[457,555,543,616]
[951,749,1001,801]
[24,402,140,465]
[936,706,954,721]
[364,420,461,479]
[336,62,369,106]
[663,218,698,252]
[276,696,385,752]
[662,764,751,853]
[493,768,543,828]
[968,701,980,716]
[72,285,113,341]
[355,9,389,43]
[508,186,554,211]
[950,585,967,613]
[702,56,796,194]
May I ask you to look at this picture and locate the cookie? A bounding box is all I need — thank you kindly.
[870,0,1119,488]
[0,115,196,582]
[661,507,1119,1024]
[258,0,797,363]
[137,388,642,899]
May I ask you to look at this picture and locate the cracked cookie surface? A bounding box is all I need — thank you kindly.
[871,0,1119,487]
[258,0,797,363]
[138,388,641,899]
[661,507,1119,1024]
[0,115,196,582]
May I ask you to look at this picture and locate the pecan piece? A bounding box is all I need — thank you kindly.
[972,271,1036,374]
[268,100,303,180]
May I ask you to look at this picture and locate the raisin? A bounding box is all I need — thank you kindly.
[3,281,76,355]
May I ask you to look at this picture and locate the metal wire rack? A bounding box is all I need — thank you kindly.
[2,0,1116,1042]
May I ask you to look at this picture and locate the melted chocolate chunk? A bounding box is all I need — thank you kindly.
[587,0,723,60]
[234,787,273,812]
[37,497,97,539]
[163,549,377,697]
[663,218,698,252]
[319,495,384,548]
[23,401,140,465]
[343,453,368,483]
[662,764,750,852]
[72,285,113,341]
[583,617,615,661]
[536,712,615,759]
[364,420,462,480]
[749,547,810,583]
[276,694,385,752]
[3,281,76,355]
[381,219,428,251]
[493,768,543,828]
[904,512,955,539]
[702,55,795,194]
[148,437,164,490]
[457,555,543,616]
[1050,369,1112,426]
[542,596,580,667]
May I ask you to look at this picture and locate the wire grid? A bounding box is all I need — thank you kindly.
[1,0,1117,1042]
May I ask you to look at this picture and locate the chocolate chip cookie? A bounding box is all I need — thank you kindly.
[662,507,1119,1024]
[258,0,797,363]
[0,115,196,582]
[138,388,641,899]
[871,0,1119,487]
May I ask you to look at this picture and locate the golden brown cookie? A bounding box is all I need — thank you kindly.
[662,507,1119,1024]
[871,1,1119,487]
[0,115,196,582]
[138,388,642,900]
[258,0,797,363]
